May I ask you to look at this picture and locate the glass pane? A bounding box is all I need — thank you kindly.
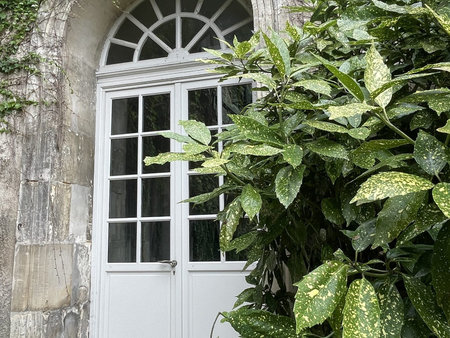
[215,1,249,30]
[108,223,136,263]
[181,0,198,12]
[143,136,170,173]
[141,222,170,262]
[114,18,144,44]
[110,138,138,175]
[156,0,175,16]
[111,97,138,135]
[154,20,176,49]
[190,220,220,261]
[131,1,158,28]
[199,0,223,18]
[142,178,170,217]
[189,28,221,53]
[226,218,252,261]
[222,84,252,124]
[107,43,135,65]
[143,94,170,131]
[182,18,206,48]
[139,38,168,60]
[189,175,219,214]
[188,88,217,125]
[225,22,253,45]
[109,180,137,218]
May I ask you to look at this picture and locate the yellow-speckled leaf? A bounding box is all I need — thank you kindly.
[240,184,262,220]
[426,5,450,36]
[201,158,229,168]
[437,120,450,134]
[350,172,434,205]
[229,73,277,90]
[263,31,291,77]
[226,143,283,156]
[183,143,210,154]
[275,165,306,208]
[365,45,392,108]
[230,115,283,146]
[414,130,448,176]
[218,198,242,251]
[327,103,377,120]
[293,79,332,97]
[433,183,450,218]
[343,279,380,338]
[403,275,450,337]
[306,139,349,160]
[378,284,404,338]
[179,120,211,145]
[283,144,304,168]
[294,261,348,332]
[351,139,409,169]
[432,223,450,324]
[143,153,205,166]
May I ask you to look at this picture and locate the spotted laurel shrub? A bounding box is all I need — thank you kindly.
[145,0,450,336]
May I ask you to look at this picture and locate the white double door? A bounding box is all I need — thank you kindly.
[95,79,252,338]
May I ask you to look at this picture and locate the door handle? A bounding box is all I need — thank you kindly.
[158,260,178,268]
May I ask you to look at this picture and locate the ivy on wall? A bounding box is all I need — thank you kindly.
[0,0,42,130]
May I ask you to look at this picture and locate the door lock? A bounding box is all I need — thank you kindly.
[158,260,178,268]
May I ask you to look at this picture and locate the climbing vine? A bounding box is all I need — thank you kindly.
[0,0,42,130]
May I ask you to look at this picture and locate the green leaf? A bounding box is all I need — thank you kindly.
[226,143,283,156]
[293,79,332,97]
[201,158,229,168]
[143,152,204,166]
[231,115,282,146]
[398,203,447,245]
[426,5,450,36]
[263,31,291,77]
[219,198,242,251]
[351,139,409,169]
[203,48,233,61]
[327,103,378,120]
[306,139,349,160]
[437,120,450,134]
[229,73,276,90]
[373,191,425,248]
[403,275,450,337]
[348,127,370,140]
[241,184,262,220]
[228,231,258,253]
[432,223,450,323]
[159,131,193,144]
[182,184,234,204]
[183,143,210,154]
[341,219,376,252]
[371,73,436,100]
[350,172,434,205]
[222,308,297,338]
[322,198,345,226]
[433,183,450,218]
[403,89,450,115]
[414,130,448,176]
[365,45,392,108]
[283,144,304,168]
[304,120,348,134]
[328,289,347,334]
[275,165,306,208]
[378,283,404,338]
[179,120,211,145]
[343,279,380,338]
[372,0,407,14]
[294,261,348,332]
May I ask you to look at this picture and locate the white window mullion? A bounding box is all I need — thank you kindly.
[175,0,182,49]
[136,94,144,263]
[150,0,163,20]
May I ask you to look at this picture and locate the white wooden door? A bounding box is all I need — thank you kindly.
[95,80,252,338]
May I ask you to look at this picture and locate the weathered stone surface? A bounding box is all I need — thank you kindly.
[11,244,73,312]
[71,244,91,306]
[69,185,90,242]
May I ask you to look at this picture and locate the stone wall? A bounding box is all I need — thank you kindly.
[0,0,306,336]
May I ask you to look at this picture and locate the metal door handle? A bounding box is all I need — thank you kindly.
[158,260,178,268]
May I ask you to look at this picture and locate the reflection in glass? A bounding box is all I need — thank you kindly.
[114,18,143,44]
[143,94,170,131]
[189,175,219,214]
[156,0,175,16]
[199,0,223,18]
[154,20,176,49]
[181,0,197,13]
[108,223,136,263]
[182,18,205,48]
[107,44,135,65]
[111,97,138,135]
[215,2,249,30]
[139,38,168,60]
[142,178,170,217]
[110,138,137,176]
[143,136,170,174]
[131,1,158,28]
[188,88,217,125]
[225,22,253,45]
[190,220,220,261]
[222,84,252,124]
[189,28,221,53]
[226,218,252,261]
[109,180,137,218]
[142,222,170,262]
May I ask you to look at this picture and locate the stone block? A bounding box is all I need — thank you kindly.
[11,244,73,312]
[69,184,90,241]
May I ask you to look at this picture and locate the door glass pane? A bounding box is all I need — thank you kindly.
[110,138,138,175]
[114,18,143,43]
[109,180,137,218]
[156,0,175,16]
[199,0,223,18]
[131,1,158,28]
[107,44,135,65]
[139,38,168,60]
[181,0,197,12]
[143,136,170,173]
[222,84,252,124]
[142,178,170,217]
[111,97,138,135]
[108,223,137,262]
[189,175,219,215]
[143,94,170,132]
[182,18,205,48]
[154,20,176,49]
[190,220,220,261]
[188,88,217,126]
[141,222,170,262]
[189,28,220,53]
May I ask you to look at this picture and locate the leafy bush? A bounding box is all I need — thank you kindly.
[145,0,450,336]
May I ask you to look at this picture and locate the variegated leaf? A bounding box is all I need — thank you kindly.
[327,103,377,120]
[240,184,262,220]
[306,139,349,160]
[179,120,211,145]
[414,130,448,176]
[283,144,303,168]
[365,45,392,108]
[378,283,404,338]
[433,183,450,218]
[432,223,450,323]
[143,153,204,166]
[275,165,306,208]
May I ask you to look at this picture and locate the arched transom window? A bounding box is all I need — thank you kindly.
[104,0,253,65]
